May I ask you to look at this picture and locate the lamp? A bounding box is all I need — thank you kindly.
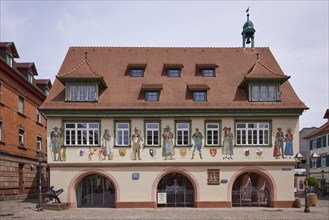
[295,152,319,213]
[36,151,44,211]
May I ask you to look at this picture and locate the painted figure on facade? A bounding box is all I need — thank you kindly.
[222,127,233,159]
[162,125,175,160]
[50,127,60,161]
[131,127,143,160]
[284,128,293,159]
[273,128,284,159]
[191,128,203,159]
[101,129,112,160]
[58,128,66,161]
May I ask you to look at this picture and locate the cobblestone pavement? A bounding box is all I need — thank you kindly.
[1,195,328,220]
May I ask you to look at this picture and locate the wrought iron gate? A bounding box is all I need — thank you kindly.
[158,181,194,207]
[232,182,269,207]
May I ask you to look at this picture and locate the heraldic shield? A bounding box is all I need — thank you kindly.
[210,148,217,157]
[119,149,126,157]
[180,149,187,157]
[149,149,156,157]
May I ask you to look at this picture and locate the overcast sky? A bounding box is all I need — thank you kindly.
[0,0,328,129]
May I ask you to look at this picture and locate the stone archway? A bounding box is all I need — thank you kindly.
[76,174,115,207]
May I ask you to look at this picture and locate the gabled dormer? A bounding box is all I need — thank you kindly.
[239,59,290,102]
[0,42,19,67]
[57,53,107,102]
[16,62,38,84]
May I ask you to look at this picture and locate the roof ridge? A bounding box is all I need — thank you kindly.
[69,46,270,49]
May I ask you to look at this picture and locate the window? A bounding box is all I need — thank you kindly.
[167,69,181,77]
[0,81,3,103]
[115,122,130,146]
[145,122,160,146]
[27,73,33,83]
[36,108,42,123]
[65,122,99,146]
[251,84,278,102]
[6,53,13,67]
[130,68,144,77]
[19,129,25,146]
[202,69,215,77]
[193,91,207,101]
[299,180,304,190]
[206,122,220,146]
[236,122,270,145]
[37,136,42,152]
[321,155,327,168]
[67,84,97,101]
[18,96,24,114]
[176,122,190,146]
[145,91,159,101]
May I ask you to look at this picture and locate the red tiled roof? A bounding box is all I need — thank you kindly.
[304,121,329,139]
[41,47,308,111]
[15,62,38,75]
[0,42,19,58]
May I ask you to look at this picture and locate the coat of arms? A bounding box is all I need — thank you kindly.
[119,149,126,157]
[210,148,217,157]
[180,149,187,157]
[149,149,156,157]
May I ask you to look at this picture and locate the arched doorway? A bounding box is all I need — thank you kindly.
[232,172,269,207]
[76,174,115,207]
[157,173,194,207]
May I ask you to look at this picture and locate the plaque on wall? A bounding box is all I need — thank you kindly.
[207,169,220,185]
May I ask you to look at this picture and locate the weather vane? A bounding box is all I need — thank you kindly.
[246,7,250,16]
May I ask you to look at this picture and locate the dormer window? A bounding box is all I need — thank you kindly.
[141,84,163,102]
[145,91,159,101]
[167,69,181,77]
[67,84,97,101]
[193,91,207,101]
[27,72,34,83]
[6,53,13,67]
[202,69,215,77]
[188,84,210,102]
[251,84,278,102]
[130,68,144,77]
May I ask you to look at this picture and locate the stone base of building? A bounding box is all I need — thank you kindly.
[270,200,295,208]
[195,201,231,208]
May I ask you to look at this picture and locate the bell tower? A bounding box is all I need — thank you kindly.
[242,8,256,48]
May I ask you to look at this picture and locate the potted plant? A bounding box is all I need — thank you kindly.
[305,176,319,206]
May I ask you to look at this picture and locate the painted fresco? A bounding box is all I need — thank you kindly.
[207,169,220,185]
[273,128,284,159]
[49,127,66,161]
[191,128,203,159]
[284,128,293,159]
[222,127,234,160]
[130,127,143,160]
[162,125,175,160]
[101,129,112,160]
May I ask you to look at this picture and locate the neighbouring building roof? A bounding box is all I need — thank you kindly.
[304,109,329,139]
[41,47,308,111]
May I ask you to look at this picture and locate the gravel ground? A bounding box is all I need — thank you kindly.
[1,195,328,220]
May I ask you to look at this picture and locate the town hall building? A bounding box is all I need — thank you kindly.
[40,14,307,208]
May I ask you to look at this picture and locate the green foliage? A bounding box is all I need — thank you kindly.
[305,176,319,187]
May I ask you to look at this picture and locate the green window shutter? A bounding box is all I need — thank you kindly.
[326,155,329,167]
[310,140,313,150]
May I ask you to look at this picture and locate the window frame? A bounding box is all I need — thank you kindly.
[250,83,279,102]
[145,91,160,101]
[0,120,3,142]
[144,121,161,147]
[37,136,42,152]
[167,68,181,77]
[66,83,98,102]
[175,120,191,147]
[235,121,271,146]
[19,128,25,146]
[201,68,216,77]
[130,68,145,77]
[36,108,42,123]
[6,53,13,67]
[193,91,207,101]
[64,122,100,146]
[205,121,221,147]
[114,121,131,147]
[18,96,25,114]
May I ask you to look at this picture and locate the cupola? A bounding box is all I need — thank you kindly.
[241,8,256,48]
